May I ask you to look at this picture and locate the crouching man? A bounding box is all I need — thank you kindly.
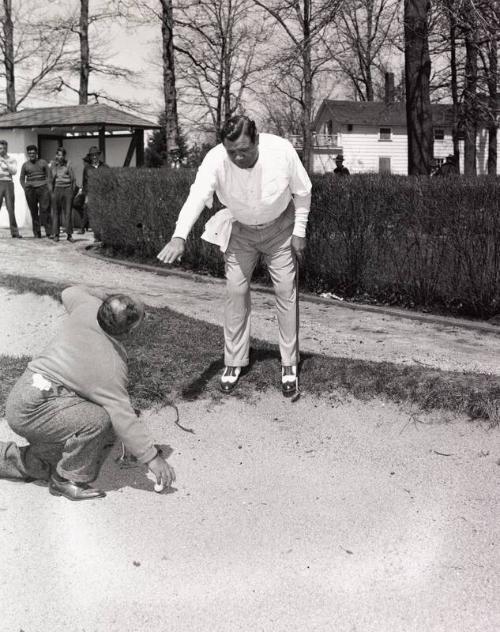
[0,286,175,501]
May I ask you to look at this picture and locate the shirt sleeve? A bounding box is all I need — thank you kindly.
[89,382,157,464]
[287,142,312,238]
[68,162,76,187]
[7,157,17,176]
[172,148,219,240]
[19,163,26,188]
[61,286,101,314]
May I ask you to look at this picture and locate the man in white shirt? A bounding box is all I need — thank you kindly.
[0,139,20,238]
[157,115,312,396]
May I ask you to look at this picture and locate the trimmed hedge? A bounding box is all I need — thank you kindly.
[89,168,500,318]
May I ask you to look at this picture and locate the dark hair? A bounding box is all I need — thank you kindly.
[220,115,257,144]
[56,147,66,156]
[97,294,145,336]
[0,139,8,147]
[26,145,38,153]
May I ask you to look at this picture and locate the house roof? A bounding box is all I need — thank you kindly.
[316,100,455,129]
[0,103,160,130]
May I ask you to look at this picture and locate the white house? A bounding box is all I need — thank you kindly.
[289,80,498,175]
[0,103,160,229]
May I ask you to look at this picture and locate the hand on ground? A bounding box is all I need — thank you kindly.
[148,454,176,488]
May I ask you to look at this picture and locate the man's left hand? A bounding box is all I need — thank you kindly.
[291,235,306,263]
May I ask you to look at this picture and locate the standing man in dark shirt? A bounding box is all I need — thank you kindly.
[20,145,52,238]
[80,146,108,239]
[434,154,459,176]
[333,154,350,176]
[50,147,76,243]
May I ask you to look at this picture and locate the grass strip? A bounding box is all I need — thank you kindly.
[0,275,499,424]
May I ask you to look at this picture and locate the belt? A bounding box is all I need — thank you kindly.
[247,215,282,229]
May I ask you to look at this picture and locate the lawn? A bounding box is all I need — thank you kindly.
[1,274,499,425]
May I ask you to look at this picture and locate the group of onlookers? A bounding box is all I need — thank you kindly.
[0,140,107,241]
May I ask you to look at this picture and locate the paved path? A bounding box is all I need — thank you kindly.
[1,229,500,375]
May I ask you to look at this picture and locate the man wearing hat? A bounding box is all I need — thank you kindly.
[78,146,108,237]
[333,154,350,176]
[434,154,459,177]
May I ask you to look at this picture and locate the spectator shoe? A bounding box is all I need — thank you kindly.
[220,366,241,393]
[282,365,298,397]
[49,474,106,501]
[66,235,75,243]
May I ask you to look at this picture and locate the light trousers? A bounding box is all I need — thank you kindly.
[223,208,298,367]
[2,369,114,483]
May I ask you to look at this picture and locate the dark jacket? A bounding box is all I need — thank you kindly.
[82,159,108,196]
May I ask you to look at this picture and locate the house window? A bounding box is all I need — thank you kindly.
[347,124,353,132]
[379,156,391,173]
[379,127,392,141]
[326,120,333,135]
[434,128,445,141]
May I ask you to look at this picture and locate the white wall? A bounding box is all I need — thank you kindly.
[0,129,36,229]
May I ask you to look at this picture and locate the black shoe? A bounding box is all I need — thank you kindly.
[35,233,42,238]
[66,235,75,243]
[49,475,105,501]
[281,365,298,397]
[220,366,241,393]
[11,233,22,239]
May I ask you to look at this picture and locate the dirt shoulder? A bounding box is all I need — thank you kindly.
[1,231,500,375]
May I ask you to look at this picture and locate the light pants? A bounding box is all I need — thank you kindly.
[223,208,298,367]
[1,369,114,483]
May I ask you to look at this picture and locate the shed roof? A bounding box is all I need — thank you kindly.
[0,103,160,130]
[316,100,455,128]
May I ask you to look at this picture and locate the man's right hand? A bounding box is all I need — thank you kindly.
[148,454,176,488]
[157,237,185,264]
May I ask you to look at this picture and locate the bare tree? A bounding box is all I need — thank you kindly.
[253,0,343,173]
[335,0,401,102]
[173,0,267,141]
[475,0,499,175]
[404,0,433,175]
[53,0,137,107]
[461,0,478,175]
[0,0,70,111]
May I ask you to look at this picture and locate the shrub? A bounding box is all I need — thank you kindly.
[89,168,500,318]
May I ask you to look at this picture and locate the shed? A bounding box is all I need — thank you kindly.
[0,103,160,228]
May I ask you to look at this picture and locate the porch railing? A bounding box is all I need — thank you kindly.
[288,133,340,149]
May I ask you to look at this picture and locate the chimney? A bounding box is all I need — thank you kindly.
[384,72,395,104]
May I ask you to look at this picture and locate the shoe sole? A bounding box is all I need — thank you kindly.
[49,486,105,501]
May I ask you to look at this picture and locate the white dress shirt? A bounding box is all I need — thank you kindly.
[173,133,312,240]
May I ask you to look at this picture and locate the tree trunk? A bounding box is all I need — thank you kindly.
[3,0,15,111]
[302,0,313,174]
[446,0,460,159]
[161,0,179,159]
[404,0,433,175]
[79,0,90,104]
[486,24,497,175]
[462,0,477,176]
[365,0,374,101]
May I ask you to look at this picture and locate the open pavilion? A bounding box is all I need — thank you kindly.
[0,103,160,228]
